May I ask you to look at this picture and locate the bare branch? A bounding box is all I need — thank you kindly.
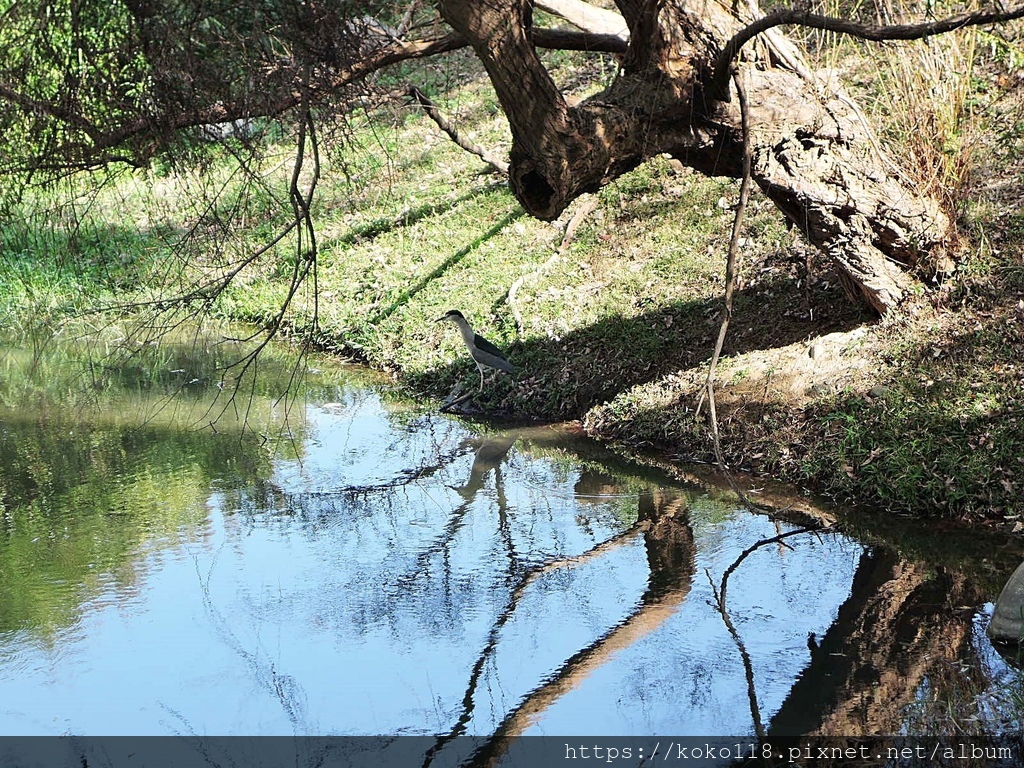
[101,34,470,150]
[531,27,628,53]
[407,85,509,174]
[396,0,422,38]
[710,4,1024,102]
[1,32,471,171]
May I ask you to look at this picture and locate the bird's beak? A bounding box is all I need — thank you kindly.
[435,315,446,323]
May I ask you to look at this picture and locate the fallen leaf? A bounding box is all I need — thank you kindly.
[861,447,884,467]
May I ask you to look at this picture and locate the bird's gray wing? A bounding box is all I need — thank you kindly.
[473,333,514,372]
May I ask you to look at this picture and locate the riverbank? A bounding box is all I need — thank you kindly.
[1,42,1022,524]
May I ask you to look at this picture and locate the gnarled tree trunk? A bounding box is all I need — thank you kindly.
[439,0,951,313]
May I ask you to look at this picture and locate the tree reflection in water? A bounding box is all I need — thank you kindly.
[1,341,1022,749]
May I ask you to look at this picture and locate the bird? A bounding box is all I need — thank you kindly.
[436,310,514,392]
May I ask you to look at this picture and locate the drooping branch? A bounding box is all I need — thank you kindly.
[0,83,103,143]
[102,34,468,149]
[1,22,622,172]
[709,4,1024,102]
[407,85,509,174]
[701,68,768,511]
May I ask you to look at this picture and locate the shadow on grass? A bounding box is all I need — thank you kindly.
[372,207,525,322]
[0,216,165,296]
[416,266,871,421]
[2,177,512,328]
[574,298,1024,519]
[328,181,508,250]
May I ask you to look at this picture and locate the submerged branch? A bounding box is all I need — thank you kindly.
[424,518,652,764]
[708,525,828,739]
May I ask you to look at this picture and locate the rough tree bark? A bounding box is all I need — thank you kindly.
[439,0,952,313]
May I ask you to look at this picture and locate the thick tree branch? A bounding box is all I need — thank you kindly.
[710,4,1024,102]
[97,34,470,151]
[441,0,572,152]
[532,27,628,53]
[535,0,629,40]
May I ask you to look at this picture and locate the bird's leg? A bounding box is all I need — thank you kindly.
[477,364,485,393]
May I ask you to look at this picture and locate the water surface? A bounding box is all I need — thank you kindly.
[0,332,1021,754]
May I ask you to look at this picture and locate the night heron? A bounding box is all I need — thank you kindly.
[436,310,514,392]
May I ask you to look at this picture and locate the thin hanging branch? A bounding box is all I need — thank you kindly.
[2,23,624,174]
[201,73,322,431]
[698,67,769,512]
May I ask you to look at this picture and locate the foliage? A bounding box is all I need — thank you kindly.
[0,331,306,637]
[0,0,147,171]
[0,0,420,176]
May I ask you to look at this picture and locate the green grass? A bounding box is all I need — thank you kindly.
[802,317,1024,519]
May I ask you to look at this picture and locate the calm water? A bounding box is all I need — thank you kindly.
[0,333,1022,752]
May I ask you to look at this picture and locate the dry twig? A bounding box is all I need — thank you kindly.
[407,85,509,174]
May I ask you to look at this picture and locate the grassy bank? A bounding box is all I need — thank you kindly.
[1,33,1022,523]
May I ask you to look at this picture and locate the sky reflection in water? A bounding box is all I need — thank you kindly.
[0,343,1018,742]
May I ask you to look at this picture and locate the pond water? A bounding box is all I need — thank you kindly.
[1,332,1023,760]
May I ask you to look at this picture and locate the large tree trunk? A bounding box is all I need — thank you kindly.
[439,0,951,313]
